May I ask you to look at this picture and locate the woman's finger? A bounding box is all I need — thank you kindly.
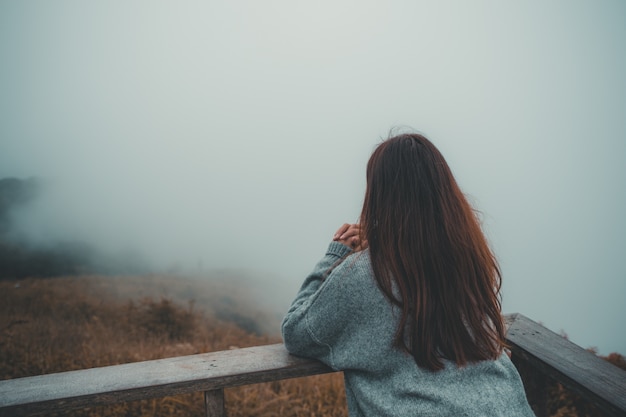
[333,223,351,240]
[339,224,361,240]
[340,230,358,240]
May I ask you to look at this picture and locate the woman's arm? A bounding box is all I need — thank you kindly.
[281,240,353,364]
[282,224,367,366]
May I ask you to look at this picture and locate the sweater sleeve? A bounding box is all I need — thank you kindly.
[281,241,353,369]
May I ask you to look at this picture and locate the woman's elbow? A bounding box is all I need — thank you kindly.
[281,320,298,352]
[281,319,310,356]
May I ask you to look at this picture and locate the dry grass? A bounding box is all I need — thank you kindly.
[0,275,347,417]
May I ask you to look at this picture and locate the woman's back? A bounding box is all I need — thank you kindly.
[283,242,534,416]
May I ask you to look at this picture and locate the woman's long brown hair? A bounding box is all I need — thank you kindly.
[360,133,506,371]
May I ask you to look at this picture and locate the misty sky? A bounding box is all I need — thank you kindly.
[1,1,625,354]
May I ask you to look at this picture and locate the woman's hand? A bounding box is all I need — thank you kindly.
[333,223,368,251]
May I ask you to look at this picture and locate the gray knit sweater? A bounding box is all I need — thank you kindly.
[282,241,535,417]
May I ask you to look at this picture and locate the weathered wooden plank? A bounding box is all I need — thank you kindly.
[0,344,333,416]
[204,389,225,417]
[506,313,626,417]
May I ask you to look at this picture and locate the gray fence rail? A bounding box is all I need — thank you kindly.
[1,313,625,417]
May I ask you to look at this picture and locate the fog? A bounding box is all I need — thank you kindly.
[1,1,624,354]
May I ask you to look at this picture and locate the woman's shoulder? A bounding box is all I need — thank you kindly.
[322,248,379,300]
[333,248,372,279]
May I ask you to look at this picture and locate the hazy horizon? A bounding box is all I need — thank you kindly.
[1,1,624,355]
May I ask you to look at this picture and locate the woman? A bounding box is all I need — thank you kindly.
[282,133,534,416]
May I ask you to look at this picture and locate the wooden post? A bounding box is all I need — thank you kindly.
[511,352,548,417]
[204,389,226,417]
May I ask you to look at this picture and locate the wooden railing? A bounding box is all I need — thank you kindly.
[1,313,624,417]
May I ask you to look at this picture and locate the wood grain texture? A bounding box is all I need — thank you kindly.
[506,313,626,417]
[204,389,225,417]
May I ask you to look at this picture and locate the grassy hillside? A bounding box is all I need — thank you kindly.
[0,275,348,417]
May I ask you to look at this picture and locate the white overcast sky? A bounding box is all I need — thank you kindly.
[1,1,624,354]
